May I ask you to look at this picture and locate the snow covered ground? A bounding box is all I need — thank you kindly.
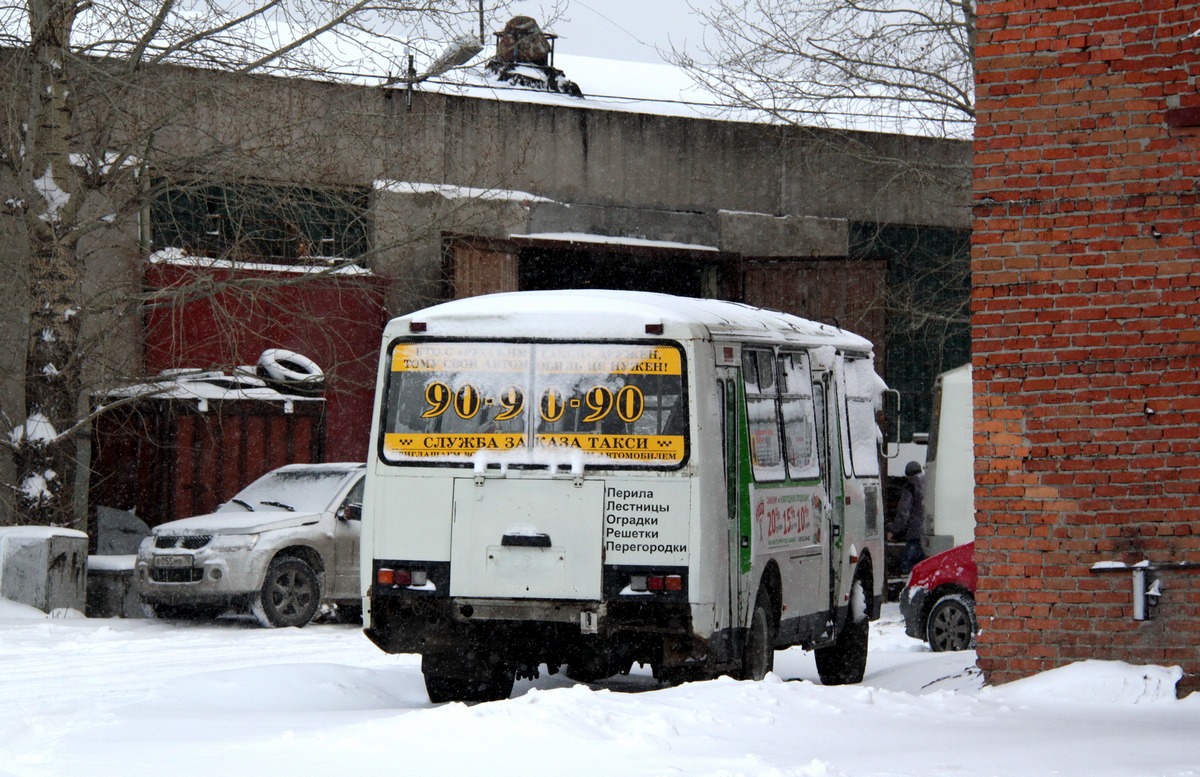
[2,600,1197,777]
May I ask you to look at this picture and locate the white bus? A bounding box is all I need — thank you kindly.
[361,290,893,702]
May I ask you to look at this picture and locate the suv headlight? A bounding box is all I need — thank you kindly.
[208,534,260,552]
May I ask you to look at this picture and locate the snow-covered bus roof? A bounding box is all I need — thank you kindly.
[388,290,875,354]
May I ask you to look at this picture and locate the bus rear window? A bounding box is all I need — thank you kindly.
[380,341,687,468]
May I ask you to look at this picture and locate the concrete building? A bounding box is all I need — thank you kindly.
[0,22,971,529]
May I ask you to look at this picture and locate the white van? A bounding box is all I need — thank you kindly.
[360,290,892,702]
[924,363,975,553]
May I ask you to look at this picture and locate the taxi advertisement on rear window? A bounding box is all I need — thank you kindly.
[381,341,687,466]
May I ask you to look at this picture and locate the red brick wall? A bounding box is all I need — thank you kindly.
[973,0,1200,694]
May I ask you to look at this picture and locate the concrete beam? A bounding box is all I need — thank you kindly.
[718,211,849,258]
[528,202,718,249]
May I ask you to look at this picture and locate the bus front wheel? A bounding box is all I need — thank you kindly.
[814,574,870,685]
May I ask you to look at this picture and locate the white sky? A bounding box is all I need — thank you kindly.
[463,1,956,136]
[3,599,1198,775]
[508,0,712,63]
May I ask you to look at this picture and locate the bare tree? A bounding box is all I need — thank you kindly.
[675,0,975,138]
[0,0,536,529]
[672,0,975,435]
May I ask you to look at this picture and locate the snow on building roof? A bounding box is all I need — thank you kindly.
[509,232,719,253]
[374,180,556,204]
[422,52,971,140]
[438,53,714,119]
[147,248,372,276]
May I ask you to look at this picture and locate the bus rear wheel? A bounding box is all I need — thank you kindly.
[563,661,610,684]
[422,652,514,703]
[815,574,870,685]
[740,587,775,681]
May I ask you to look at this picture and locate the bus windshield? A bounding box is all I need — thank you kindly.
[380,340,688,468]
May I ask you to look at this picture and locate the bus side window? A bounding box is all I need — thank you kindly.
[743,348,784,482]
[719,378,738,521]
[813,381,829,489]
[779,352,820,481]
[843,358,881,478]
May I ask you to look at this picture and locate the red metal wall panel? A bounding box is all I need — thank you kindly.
[142,261,388,463]
[90,398,325,533]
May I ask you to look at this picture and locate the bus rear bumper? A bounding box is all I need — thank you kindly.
[364,594,732,678]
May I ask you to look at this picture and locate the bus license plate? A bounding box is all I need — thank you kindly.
[154,554,192,568]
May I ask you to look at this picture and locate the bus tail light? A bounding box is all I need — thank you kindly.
[630,573,683,593]
[377,567,428,587]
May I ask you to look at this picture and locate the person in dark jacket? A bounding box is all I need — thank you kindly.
[889,460,927,575]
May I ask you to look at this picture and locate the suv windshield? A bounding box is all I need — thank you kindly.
[381,340,687,468]
[221,469,354,513]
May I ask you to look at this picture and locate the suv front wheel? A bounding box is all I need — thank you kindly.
[251,557,321,628]
[926,592,976,652]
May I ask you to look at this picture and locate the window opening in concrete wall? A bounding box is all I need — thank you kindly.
[851,223,971,440]
[517,245,723,298]
[150,182,370,265]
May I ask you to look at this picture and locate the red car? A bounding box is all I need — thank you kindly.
[899,541,977,651]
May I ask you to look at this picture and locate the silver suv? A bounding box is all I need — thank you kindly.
[135,463,365,627]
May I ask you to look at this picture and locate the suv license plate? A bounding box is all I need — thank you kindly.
[154,554,192,568]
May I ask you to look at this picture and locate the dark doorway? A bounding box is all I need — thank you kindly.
[518,245,717,297]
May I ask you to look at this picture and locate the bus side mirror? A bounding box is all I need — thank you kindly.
[882,389,901,458]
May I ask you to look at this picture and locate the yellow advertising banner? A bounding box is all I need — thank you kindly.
[536,345,682,376]
[391,343,530,373]
[391,343,681,377]
[385,432,686,462]
[540,433,685,462]
[384,432,527,456]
